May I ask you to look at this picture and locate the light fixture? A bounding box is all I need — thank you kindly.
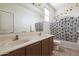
[66,10,68,12]
[32,3,41,7]
[70,9,72,11]
[71,6,73,8]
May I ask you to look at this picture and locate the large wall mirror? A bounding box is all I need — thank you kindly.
[0,10,14,34]
[0,3,44,34]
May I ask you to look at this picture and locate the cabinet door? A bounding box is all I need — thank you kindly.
[42,37,53,56]
[49,37,53,55]
[26,41,41,56]
[42,38,49,56]
[4,47,25,56]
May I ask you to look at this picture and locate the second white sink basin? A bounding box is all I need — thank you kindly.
[6,39,30,47]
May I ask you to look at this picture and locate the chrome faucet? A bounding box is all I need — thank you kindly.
[14,35,18,41]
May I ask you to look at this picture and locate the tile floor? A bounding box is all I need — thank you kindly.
[53,45,79,56]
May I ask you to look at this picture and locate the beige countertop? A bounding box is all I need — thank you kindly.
[0,33,54,56]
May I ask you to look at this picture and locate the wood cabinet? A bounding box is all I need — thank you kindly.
[3,47,25,56]
[49,37,53,55]
[42,38,49,56]
[42,37,53,56]
[26,41,41,56]
[2,36,53,56]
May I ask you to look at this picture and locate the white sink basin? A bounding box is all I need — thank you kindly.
[6,39,29,47]
[0,39,30,51]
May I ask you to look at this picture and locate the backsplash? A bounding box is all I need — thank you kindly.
[50,17,79,42]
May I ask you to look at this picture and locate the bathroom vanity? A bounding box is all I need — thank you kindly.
[0,32,54,56]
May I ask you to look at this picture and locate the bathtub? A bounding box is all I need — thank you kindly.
[54,39,79,51]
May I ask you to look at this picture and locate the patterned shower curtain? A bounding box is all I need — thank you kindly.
[50,17,79,42]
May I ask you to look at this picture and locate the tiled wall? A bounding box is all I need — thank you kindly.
[50,17,79,42]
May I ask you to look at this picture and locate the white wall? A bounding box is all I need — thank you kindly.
[0,3,43,33]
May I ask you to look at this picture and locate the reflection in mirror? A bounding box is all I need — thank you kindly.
[0,10,14,34]
[35,22,43,32]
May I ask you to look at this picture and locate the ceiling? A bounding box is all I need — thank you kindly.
[50,3,76,11]
[19,3,78,13]
[18,3,44,14]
